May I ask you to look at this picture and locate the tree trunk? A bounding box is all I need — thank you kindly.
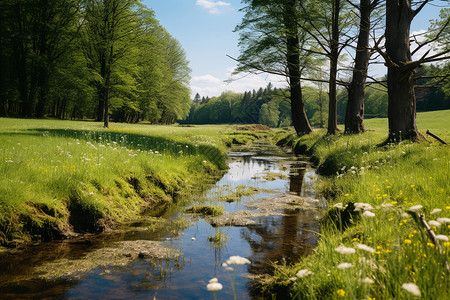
[345,0,372,134]
[385,0,420,141]
[327,0,340,135]
[284,0,312,136]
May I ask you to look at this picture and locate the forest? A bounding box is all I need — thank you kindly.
[0,0,192,126]
[1,0,448,136]
[185,63,450,128]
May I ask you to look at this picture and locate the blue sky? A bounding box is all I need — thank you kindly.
[142,0,448,98]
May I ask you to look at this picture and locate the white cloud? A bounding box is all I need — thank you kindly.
[196,0,231,14]
[190,67,287,98]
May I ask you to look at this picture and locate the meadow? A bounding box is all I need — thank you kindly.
[268,109,450,299]
[0,119,232,246]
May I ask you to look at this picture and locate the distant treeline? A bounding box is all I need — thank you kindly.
[185,64,450,127]
[0,0,191,125]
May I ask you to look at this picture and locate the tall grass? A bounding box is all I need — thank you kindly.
[268,110,450,299]
[0,119,230,246]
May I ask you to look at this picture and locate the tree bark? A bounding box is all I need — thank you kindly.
[345,0,373,134]
[328,0,340,135]
[284,0,312,136]
[385,0,420,141]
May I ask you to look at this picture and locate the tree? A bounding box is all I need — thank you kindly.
[344,0,381,133]
[233,0,313,135]
[375,0,450,141]
[194,93,201,104]
[297,0,354,135]
[80,0,142,127]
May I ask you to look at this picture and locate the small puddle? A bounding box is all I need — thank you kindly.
[0,144,325,299]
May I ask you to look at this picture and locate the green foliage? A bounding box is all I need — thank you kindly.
[0,0,191,125]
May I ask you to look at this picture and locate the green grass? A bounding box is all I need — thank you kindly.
[0,119,232,246]
[269,110,450,299]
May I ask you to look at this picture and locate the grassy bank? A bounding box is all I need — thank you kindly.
[0,119,236,247]
[267,110,450,299]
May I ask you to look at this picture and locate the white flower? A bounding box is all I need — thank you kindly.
[226,256,251,265]
[334,203,344,209]
[206,282,223,291]
[354,202,374,211]
[209,278,218,283]
[429,220,441,227]
[381,203,394,208]
[337,263,353,269]
[335,246,356,254]
[437,218,450,224]
[356,243,376,253]
[431,208,442,215]
[409,205,423,212]
[296,269,313,278]
[191,237,196,241]
[402,283,421,297]
[362,211,375,218]
[360,277,374,284]
[436,235,449,242]
[89,192,94,196]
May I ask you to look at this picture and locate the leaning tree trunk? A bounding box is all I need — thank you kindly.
[327,0,340,135]
[385,0,420,141]
[285,0,312,136]
[345,0,372,134]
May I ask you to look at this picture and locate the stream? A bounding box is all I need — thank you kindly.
[0,145,325,299]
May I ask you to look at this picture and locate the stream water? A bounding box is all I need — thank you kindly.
[0,145,325,299]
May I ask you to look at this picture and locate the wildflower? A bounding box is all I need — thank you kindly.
[436,235,449,242]
[334,203,344,209]
[336,289,346,297]
[428,220,441,227]
[437,218,450,224]
[337,262,353,269]
[226,256,251,265]
[431,208,442,215]
[206,281,223,291]
[410,185,415,188]
[404,239,412,244]
[402,283,421,297]
[382,203,394,208]
[354,202,374,211]
[360,277,374,284]
[335,246,356,254]
[362,211,375,218]
[296,269,313,278]
[409,205,423,212]
[356,243,376,253]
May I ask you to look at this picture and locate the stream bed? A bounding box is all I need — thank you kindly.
[0,145,325,299]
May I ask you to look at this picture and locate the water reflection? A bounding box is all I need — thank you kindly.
[0,147,322,299]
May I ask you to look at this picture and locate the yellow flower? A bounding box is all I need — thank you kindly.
[410,185,415,188]
[344,194,349,197]
[404,239,412,244]
[446,206,450,210]
[391,201,397,205]
[336,289,346,297]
